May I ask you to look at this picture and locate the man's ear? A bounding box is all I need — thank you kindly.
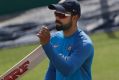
[71,15,80,21]
[76,15,80,20]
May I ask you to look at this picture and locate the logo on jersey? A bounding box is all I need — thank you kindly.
[53,45,59,48]
[67,46,72,51]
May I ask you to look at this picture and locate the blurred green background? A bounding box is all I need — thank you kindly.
[0,0,58,15]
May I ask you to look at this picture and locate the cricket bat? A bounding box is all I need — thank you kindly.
[0,45,46,80]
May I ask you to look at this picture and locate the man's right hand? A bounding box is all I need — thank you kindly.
[37,26,51,45]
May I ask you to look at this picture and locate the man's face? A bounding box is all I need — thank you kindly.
[54,11,72,31]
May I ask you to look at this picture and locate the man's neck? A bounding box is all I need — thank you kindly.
[63,24,77,37]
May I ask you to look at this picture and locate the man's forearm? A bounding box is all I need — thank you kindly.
[45,63,56,80]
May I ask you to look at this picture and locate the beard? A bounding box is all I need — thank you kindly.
[55,20,72,31]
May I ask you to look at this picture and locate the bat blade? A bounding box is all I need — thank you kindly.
[0,45,46,80]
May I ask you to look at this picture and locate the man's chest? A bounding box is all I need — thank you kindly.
[52,39,74,56]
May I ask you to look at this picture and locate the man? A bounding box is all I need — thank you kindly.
[37,0,94,80]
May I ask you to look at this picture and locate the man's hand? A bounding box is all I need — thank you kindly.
[37,26,50,45]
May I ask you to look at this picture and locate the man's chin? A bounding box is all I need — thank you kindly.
[56,26,63,31]
[56,23,61,26]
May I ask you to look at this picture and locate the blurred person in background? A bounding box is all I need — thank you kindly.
[37,0,94,80]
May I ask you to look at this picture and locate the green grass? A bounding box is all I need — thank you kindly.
[91,31,119,80]
[0,31,119,80]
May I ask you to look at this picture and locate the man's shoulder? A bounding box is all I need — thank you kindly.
[76,29,94,47]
